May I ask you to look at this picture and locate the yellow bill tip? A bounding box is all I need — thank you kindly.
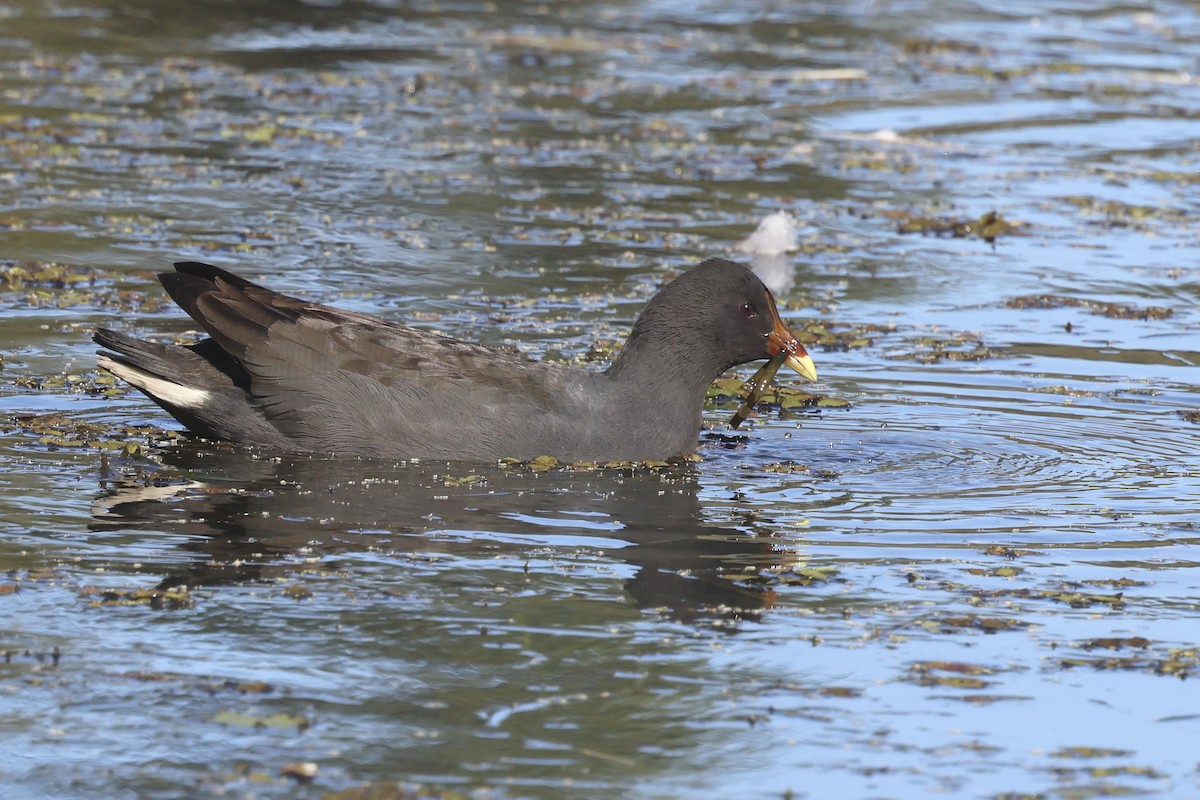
[784,352,818,382]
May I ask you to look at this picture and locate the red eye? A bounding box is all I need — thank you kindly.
[739,302,757,318]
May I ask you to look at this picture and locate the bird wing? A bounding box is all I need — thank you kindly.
[161,262,588,457]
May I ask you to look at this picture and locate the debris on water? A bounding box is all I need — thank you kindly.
[891,210,1021,242]
[708,376,849,416]
[1051,746,1133,759]
[81,585,193,610]
[282,584,314,600]
[480,30,612,54]
[744,461,812,475]
[777,567,839,586]
[966,566,1023,578]
[497,454,701,476]
[13,369,127,397]
[1059,195,1192,230]
[524,455,559,473]
[982,545,1041,558]
[934,616,1028,633]
[884,333,1002,364]
[974,582,1125,609]
[909,661,994,689]
[439,473,487,488]
[199,680,275,695]
[735,211,799,256]
[323,782,475,800]
[1081,577,1147,589]
[1036,385,1099,398]
[211,710,310,732]
[1,412,180,454]
[1005,293,1173,320]
[280,761,318,783]
[1158,648,1200,678]
[1,646,62,667]
[900,38,993,56]
[734,213,804,293]
[1058,644,1199,680]
[1080,637,1151,651]
[0,261,105,288]
[0,260,168,313]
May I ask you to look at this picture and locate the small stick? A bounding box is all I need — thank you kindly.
[729,352,787,429]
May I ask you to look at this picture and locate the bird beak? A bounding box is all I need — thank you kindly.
[764,292,817,382]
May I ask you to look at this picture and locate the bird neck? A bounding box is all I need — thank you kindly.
[605,323,727,405]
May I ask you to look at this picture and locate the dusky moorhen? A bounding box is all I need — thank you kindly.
[95,258,816,461]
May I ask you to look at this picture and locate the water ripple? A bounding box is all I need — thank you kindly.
[714,361,1197,543]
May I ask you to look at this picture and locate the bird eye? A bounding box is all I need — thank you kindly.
[739,302,758,318]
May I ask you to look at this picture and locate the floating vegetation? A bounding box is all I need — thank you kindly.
[1081,577,1147,590]
[908,661,995,690]
[437,473,488,488]
[2,647,62,667]
[891,210,1021,242]
[324,783,476,800]
[966,566,1024,578]
[908,573,1132,611]
[838,150,922,174]
[707,377,849,414]
[498,454,562,473]
[1,411,181,454]
[883,332,1003,364]
[1051,746,1134,760]
[1058,195,1193,229]
[982,546,1042,558]
[210,710,310,732]
[732,565,842,590]
[282,584,314,600]
[1059,643,1199,679]
[899,39,993,57]
[931,615,1028,634]
[1005,293,1173,320]
[0,261,108,289]
[747,461,811,475]
[81,585,194,610]
[11,369,127,397]
[3,568,68,585]
[997,586,1125,610]
[497,453,702,475]
[0,260,167,312]
[1036,385,1100,398]
[1080,637,1151,651]
[198,679,276,695]
[794,320,882,351]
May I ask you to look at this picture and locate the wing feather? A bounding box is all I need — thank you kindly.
[157,262,589,457]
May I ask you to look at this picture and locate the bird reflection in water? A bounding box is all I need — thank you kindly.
[91,446,802,624]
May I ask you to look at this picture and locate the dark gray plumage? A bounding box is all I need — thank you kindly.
[95,258,816,462]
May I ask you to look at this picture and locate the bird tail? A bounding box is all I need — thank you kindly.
[94,329,214,412]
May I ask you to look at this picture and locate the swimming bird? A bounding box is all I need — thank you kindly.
[95,258,816,462]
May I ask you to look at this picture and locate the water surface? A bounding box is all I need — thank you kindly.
[1,1,1199,798]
